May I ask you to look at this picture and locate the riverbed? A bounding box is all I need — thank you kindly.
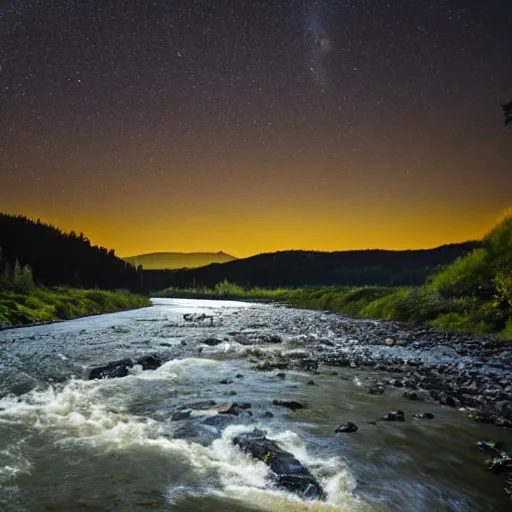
[0,298,510,511]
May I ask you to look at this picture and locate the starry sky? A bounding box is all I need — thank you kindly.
[1,0,511,257]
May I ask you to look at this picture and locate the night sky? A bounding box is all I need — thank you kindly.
[1,0,511,257]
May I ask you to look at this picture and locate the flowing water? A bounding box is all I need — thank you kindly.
[0,299,510,511]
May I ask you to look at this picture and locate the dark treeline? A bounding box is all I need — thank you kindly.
[0,214,144,292]
[146,243,481,291]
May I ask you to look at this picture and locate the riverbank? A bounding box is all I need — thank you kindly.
[155,215,512,339]
[155,283,512,340]
[0,287,151,328]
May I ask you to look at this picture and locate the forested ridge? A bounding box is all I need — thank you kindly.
[0,214,144,292]
[146,242,481,291]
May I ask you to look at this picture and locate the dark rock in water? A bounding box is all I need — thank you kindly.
[270,335,282,343]
[335,421,358,433]
[307,380,316,386]
[88,358,134,380]
[368,385,385,395]
[276,372,286,379]
[380,410,405,422]
[414,412,434,420]
[403,390,421,401]
[135,354,162,371]
[233,429,326,501]
[489,455,512,474]
[476,441,503,456]
[235,373,244,379]
[220,379,233,385]
[263,411,274,418]
[170,409,192,421]
[272,400,305,411]
[239,402,252,410]
[202,338,223,346]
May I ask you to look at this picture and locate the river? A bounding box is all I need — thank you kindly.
[0,298,510,511]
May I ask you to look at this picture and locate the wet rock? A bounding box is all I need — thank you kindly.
[220,379,233,385]
[233,429,326,501]
[476,441,503,456]
[307,379,316,386]
[272,400,305,411]
[403,390,421,401]
[256,360,289,371]
[489,454,512,474]
[270,335,282,343]
[170,409,192,421]
[368,385,385,395]
[135,354,162,371]
[88,358,134,380]
[202,338,223,346]
[335,421,358,433]
[195,402,239,416]
[380,410,405,422]
[413,412,434,420]
[235,373,244,379]
[384,338,395,346]
[239,402,252,409]
[262,411,274,418]
[276,372,286,379]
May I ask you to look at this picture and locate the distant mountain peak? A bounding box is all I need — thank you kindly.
[122,251,236,270]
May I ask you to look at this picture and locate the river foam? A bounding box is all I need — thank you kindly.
[0,358,372,511]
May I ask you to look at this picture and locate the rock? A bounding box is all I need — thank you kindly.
[368,385,385,395]
[195,403,239,416]
[403,390,420,401]
[335,421,358,433]
[272,400,305,411]
[276,372,286,379]
[380,410,405,422]
[233,429,326,500]
[88,358,134,380]
[220,379,233,385]
[256,360,289,371]
[170,409,192,421]
[489,454,512,474]
[307,380,316,386]
[262,411,274,418]
[384,338,395,346]
[239,402,252,409]
[270,335,283,343]
[235,373,244,379]
[476,441,503,456]
[135,354,162,371]
[413,412,434,420]
[202,338,223,346]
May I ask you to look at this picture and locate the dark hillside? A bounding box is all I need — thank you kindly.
[0,214,143,292]
[146,242,480,290]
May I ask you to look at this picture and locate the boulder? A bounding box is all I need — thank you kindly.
[335,421,358,433]
[88,358,134,380]
[233,429,326,501]
[136,354,162,371]
[202,338,223,346]
[272,400,305,411]
[413,412,434,420]
[380,410,405,422]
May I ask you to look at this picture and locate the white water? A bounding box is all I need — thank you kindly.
[0,357,372,511]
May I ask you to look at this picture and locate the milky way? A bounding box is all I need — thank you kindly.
[0,1,511,256]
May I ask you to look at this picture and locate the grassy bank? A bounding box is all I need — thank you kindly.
[0,287,151,326]
[156,215,512,339]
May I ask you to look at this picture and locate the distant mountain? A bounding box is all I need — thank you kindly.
[144,242,481,290]
[123,251,236,270]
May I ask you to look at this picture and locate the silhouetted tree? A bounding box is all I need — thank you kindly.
[0,214,145,293]
[504,101,512,125]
